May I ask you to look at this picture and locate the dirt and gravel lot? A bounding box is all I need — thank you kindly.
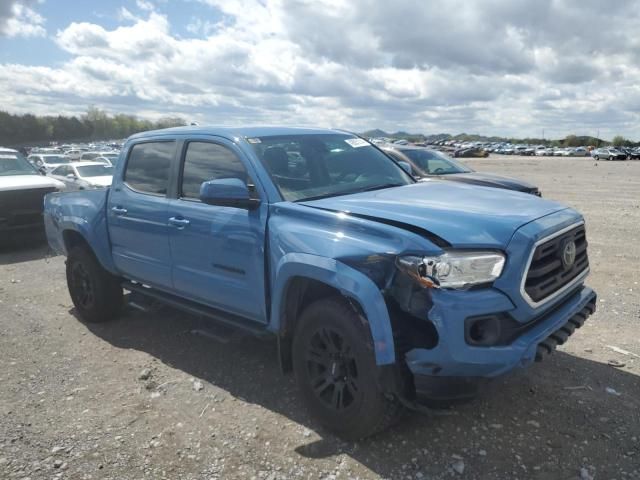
[1,155,639,480]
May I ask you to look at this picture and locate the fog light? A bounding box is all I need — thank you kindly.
[466,316,501,346]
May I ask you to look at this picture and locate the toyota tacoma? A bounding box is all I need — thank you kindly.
[44,127,596,438]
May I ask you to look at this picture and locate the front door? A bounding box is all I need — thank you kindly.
[108,140,176,290]
[167,139,268,323]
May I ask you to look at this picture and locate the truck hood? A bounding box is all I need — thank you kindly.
[0,174,65,192]
[439,172,538,193]
[300,181,567,248]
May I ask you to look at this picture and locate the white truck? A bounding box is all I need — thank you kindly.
[1,147,64,241]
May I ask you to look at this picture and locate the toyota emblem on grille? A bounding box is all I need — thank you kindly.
[560,238,576,270]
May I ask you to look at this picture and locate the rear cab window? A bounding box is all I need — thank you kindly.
[124,141,175,195]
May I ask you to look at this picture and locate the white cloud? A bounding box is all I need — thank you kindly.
[2,0,640,138]
[0,1,46,38]
[136,0,155,12]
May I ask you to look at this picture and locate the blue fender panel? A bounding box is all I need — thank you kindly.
[44,190,118,274]
[270,252,396,365]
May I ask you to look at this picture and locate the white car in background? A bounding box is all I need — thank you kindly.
[79,151,120,165]
[27,153,73,173]
[80,150,120,165]
[48,161,114,190]
[64,149,83,161]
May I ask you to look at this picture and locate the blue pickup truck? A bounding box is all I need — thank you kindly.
[44,127,596,438]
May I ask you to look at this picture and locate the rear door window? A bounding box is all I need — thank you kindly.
[124,142,175,195]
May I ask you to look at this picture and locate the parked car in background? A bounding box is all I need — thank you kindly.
[64,149,83,161]
[573,147,590,157]
[591,148,627,161]
[614,147,640,159]
[453,147,488,158]
[93,156,114,166]
[1,147,64,241]
[382,145,541,195]
[79,151,119,163]
[30,147,63,155]
[48,161,114,190]
[97,152,120,165]
[27,153,73,173]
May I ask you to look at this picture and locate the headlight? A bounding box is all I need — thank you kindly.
[396,251,505,289]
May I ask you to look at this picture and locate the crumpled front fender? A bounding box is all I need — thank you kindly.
[270,252,396,365]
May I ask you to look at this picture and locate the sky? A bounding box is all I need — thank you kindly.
[1,0,639,140]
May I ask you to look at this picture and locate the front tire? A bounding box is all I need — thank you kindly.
[66,246,123,323]
[292,296,403,439]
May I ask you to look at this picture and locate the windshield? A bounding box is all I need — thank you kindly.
[400,149,471,175]
[77,165,114,177]
[0,152,39,176]
[43,155,70,164]
[249,134,413,201]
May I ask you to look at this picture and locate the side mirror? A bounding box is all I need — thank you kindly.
[397,161,412,175]
[199,178,260,210]
[66,173,76,179]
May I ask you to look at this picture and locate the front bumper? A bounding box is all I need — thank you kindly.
[0,212,45,234]
[405,285,596,382]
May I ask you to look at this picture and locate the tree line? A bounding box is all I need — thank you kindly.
[0,107,186,147]
[363,129,638,148]
[2,109,636,148]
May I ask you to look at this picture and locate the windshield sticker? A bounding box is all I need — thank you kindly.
[345,138,369,148]
[246,137,262,144]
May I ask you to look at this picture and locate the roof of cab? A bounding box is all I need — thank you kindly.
[127,126,352,142]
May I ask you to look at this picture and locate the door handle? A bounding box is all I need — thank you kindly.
[111,206,128,215]
[168,216,190,228]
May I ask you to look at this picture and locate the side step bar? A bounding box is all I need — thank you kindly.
[123,281,271,338]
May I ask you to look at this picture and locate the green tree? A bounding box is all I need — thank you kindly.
[612,135,627,147]
[564,135,581,147]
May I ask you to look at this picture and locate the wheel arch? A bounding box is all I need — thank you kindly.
[61,226,118,274]
[271,253,396,372]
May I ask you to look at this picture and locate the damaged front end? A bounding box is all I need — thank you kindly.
[343,239,596,410]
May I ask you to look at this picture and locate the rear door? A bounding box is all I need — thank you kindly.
[167,138,268,323]
[108,140,176,289]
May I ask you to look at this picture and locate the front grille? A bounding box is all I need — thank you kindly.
[524,224,589,303]
[0,187,55,228]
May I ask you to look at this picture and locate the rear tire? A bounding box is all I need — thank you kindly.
[292,296,403,439]
[66,246,123,323]
[609,156,614,161]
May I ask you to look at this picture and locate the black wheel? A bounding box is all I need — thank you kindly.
[66,246,123,322]
[593,155,599,160]
[292,296,403,439]
[609,156,614,161]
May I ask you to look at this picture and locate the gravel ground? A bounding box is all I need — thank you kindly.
[1,155,639,480]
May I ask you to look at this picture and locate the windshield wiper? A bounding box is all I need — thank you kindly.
[296,183,405,202]
[349,183,405,193]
